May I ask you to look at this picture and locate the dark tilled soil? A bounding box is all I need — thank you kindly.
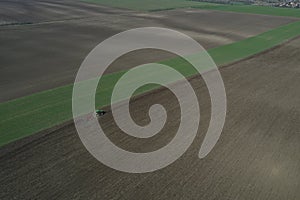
[0,36,299,199]
[0,0,297,102]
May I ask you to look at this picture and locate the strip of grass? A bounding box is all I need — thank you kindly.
[86,0,300,18]
[1,21,300,147]
[86,0,217,11]
[191,4,300,18]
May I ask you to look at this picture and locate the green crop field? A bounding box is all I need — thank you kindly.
[86,0,216,11]
[1,20,300,147]
[192,4,300,18]
[87,0,300,18]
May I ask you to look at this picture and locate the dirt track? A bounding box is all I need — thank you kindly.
[0,0,297,102]
[1,34,299,199]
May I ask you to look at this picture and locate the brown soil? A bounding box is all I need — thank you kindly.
[0,35,299,199]
[0,0,297,102]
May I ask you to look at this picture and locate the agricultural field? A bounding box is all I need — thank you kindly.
[0,0,300,199]
[1,1,296,102]
[88,0,300,17]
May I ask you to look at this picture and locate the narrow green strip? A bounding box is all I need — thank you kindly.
[1,21,300,146]
[191,4,300,18]
[85,0,217,11]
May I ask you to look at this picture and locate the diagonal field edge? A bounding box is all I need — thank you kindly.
[0,21,300,147]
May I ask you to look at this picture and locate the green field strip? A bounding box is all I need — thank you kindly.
[1,21,300,147]
[86,0,217,11]
[86,0,300,18]
[191,4,300,18]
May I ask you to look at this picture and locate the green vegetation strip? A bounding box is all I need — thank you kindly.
[1,21,300,146]
[191,4,300,18]
[86,0,217,11]
[87,0,300,18]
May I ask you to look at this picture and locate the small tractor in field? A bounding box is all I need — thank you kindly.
[96,109,106,117]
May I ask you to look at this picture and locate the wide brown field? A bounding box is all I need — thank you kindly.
[0,0,297,102]
[1,34,299,199]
